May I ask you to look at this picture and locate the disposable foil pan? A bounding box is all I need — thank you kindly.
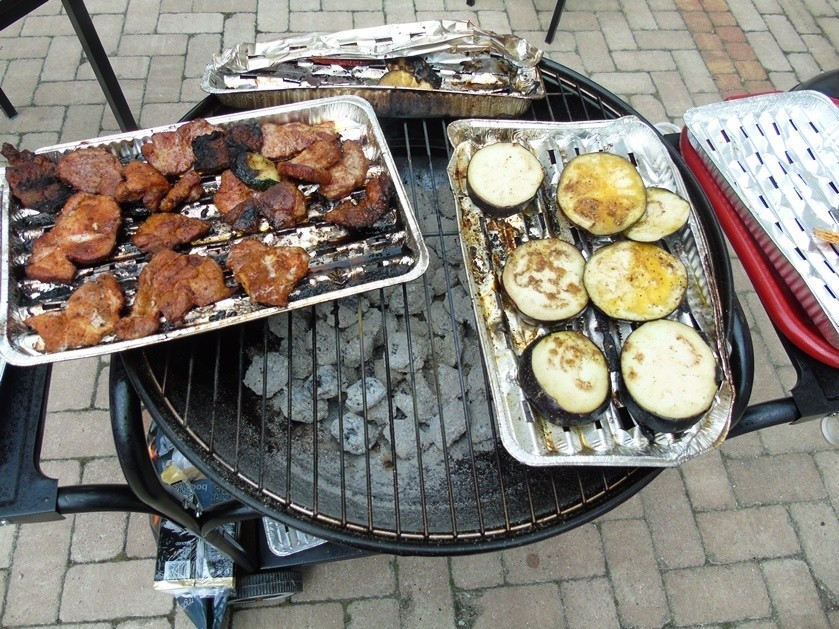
[446,116,734,467]
[684,91,839,348]
[202,20,545,118]
[0,96,429,366]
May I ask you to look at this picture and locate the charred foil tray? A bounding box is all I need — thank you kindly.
[0,96,429,366]
[447,117,735,467]
[202,20,545,118]
[684,91,839,349]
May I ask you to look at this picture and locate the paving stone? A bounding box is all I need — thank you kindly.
[60,559,172,621]
[125,513,158,559]
[664,563,771,626]
[223,14,256,50]
[720,428,764,458]
[640,469,705,569]
[502,524,605,583]
[4,58,43,108]
[467,583,564,629]
[47,358,100,412]
[762,558,829,628]
[788,501,839,599]
[560,577,619,629]
[397,556,455,627]
[117,619,173,629]
[41,409,117,460]
[575,32,615,73]
[598,11,636,50]
[158,13,224,34]
[71,511,128,563]
[815,449,839,511]
[594,493,643,521]
[449,551,505,589]
[588,71,655,96]
[726,453,827,506]
[601,519,669,628]
[294,554,395,601]
[232,601,344,627]
[696,505,800,563]
[0,524,16,569]
[144,56,186,104]
[346,598,400,629]
[759,417,834,454]
[680,448,737,511]
[120,34,189,57]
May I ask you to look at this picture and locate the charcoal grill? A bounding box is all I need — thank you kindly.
[111,60,753,556]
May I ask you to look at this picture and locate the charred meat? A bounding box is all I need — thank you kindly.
[213,169,255,216]
[26,192,122,283]
[2,143,72,213]
[223,180,307,233]
[25,273,124,353]
[324,173,393,229]
[226,121,263,154]
[56,147,124,196]
[141,119,221,176]
[276,137,341,185]
[226,239,310,307]
[192,130,231,174]
[261,121,337,160]
[319,140,369,200]
[132,213,211,253]
[114,161,172,212]
[159,170,204,213]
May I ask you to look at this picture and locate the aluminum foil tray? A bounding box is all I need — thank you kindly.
[1,96,429,366]
[684,91,839,349]
[202,21,545,119]
[446,116,735,467]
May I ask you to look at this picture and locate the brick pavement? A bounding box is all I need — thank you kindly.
[1,0,838,627]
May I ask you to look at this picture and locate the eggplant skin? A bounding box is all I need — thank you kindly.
[466,142,544,218]
[501,238,588,323]
[620,319,718,432]
[557,152,647,236]
[518,331,610,426]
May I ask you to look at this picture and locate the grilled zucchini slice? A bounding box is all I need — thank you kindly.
[467,142,544,217]
[624,187,691,242]
[233,152,281,190]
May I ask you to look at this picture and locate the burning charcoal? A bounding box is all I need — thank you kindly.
[330,412,381,455]
[430,265,455,298]
[428,399,468,450]
[431,363,464,406]
[271,384,328,423]
[465,360,487,406]
[393,392,417,426]
[468,412,496,453]
[387,326,428,374]
[336,296,370,329]
[386,281,427,316]
[243,352,288,398]
[444,283,475,326]
[314,320,338,367]
[372,356,405,388]
[268,311,311,342]
[345,377,387,414]
[431,330,461,369]
[395,376,437,422]
[303,365,339,401]
[387,414,434,461]
[366,401,392,427]
[430,300,455,337]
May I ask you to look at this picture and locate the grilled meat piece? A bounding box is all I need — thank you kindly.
[132,213,211,253]
[26,192,122,283]
[114,161,172,212]
[116,249,231,340]
[223,199,262,233]
[226,239,310,307]
[324,173,393,229]
[2,143,73,213]
[260,121,337,160]
[222,180,308,233]
[226,121,263,153]
[56,147,124,196]
[25,273,124,353]
[192,130,231,174]
[319,140,369,200]
[141,119,220,176]
[159,170,204,213]
[213,169,255,216]
[276,137,342,185]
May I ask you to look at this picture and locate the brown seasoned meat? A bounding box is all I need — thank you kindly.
[221,180,308,233]
[132,213,211,253]
[56,147,124,196]
[114,161,172,212]
[319,140,369,200]
[192,130,231,174]
[159,170,204,213]
[25,273,124,353]
[2,143,72,213]
[26,192,122,283]
[226,239,309,307]
[141,119,221,176]
[116,249,231,340]
[276,137,341,185]
[226,122,263,153]
[324,173,394,229]
[260,121,337,160]
[214,169,255,216]
[223,199,262,233]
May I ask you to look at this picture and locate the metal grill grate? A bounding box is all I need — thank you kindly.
[122,63,734,554]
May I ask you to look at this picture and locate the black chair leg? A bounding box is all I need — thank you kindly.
[545,0,567,44]
[0,86,17,119]
[60,0,138,131]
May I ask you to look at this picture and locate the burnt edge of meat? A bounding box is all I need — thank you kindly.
[2,142,73,214]
[192,131,231,174]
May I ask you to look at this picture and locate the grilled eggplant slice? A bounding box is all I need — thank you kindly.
[557,152,646,235]
[583,241,687,321]
[232,152,281,190]
[519,331,610,426]
[620,319,718,432]
[501,238,588,323]
[467,142,544,217]
[624,187,691,242]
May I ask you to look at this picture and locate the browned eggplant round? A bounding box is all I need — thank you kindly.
[501,238,588,323]
[620,319,718,433]
[623,187,691,242]
[467,142,544,217]
[518,330,611,426]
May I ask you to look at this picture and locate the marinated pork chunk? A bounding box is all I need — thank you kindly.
[222,180,308,233]
[324,173,393,229]
[226,239,310,307]
[114,161,172,212]
[56,147,124,196]
[25,273,124,353]
[159,170,204,213]
[2,143,72,213]
[26,192,122,283]
[116,249,231,340]
[213,169,255,216]
[225,121,263,153]
[319,140,369,200]
[141,119,220,176]
[132,213,211,253]
[260,121,337,160]
[276,137,342,185]
[192,130,231,174]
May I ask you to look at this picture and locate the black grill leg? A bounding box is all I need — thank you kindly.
[546,0,567,44]
[0,86,17,118]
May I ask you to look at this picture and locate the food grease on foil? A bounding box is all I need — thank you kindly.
[446,116,735,467]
